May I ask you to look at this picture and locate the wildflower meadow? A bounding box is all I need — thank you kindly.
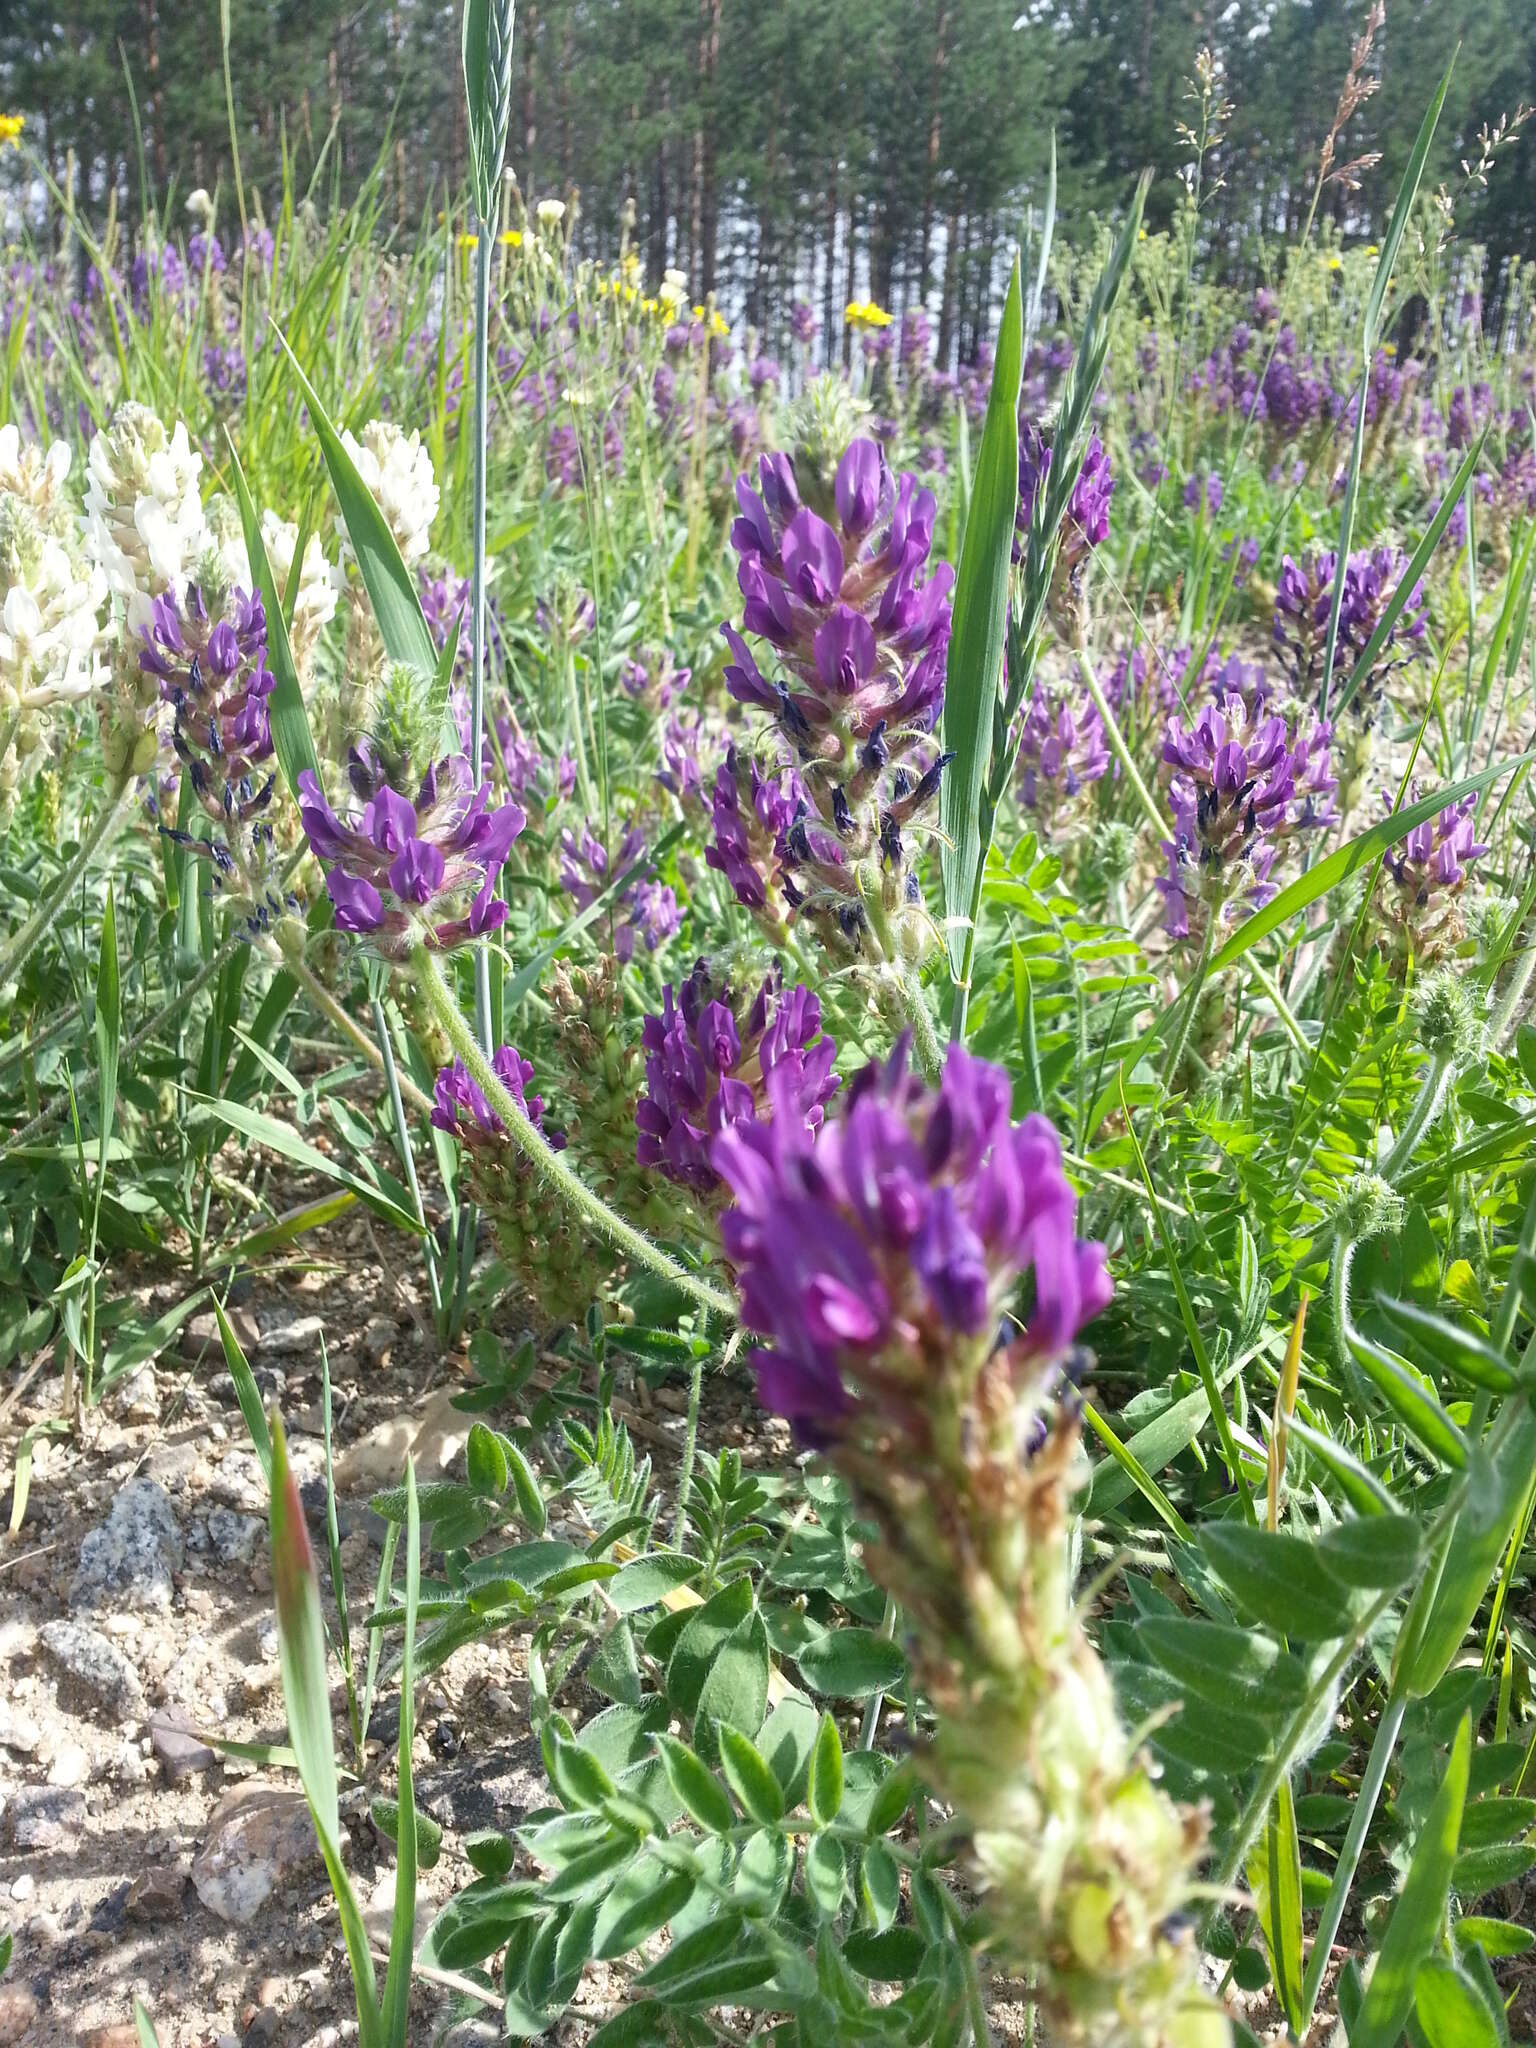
[3,8,1536,2047]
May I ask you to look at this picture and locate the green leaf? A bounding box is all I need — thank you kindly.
[1414,1955,1503,2048]
[466,1421,509,1496]
[609,1551,702,1614]
[380,1455,421,2046]
[796,1627,906,1700]
[1350,1713,1471,2048]
[1313,1513,1425,1591]
[270,1410,382,2046]
[860,1840,901,1930]
[593,1857,693,1962]
[1451,1844,1536,1898]
[1135,1618,1307,1717]
[1346,1330,1468,1469]
[502,1437,546,1533]
[93,885,119,1205]
[1406,1405,1536,1697]
[461,0,516,225]
[220,1301,272,1488]
[225,428,323,797]
[940,255,1022,981]
[1455,1916,1536,1959]
[808,1710,845,1827]
[542,1724,617,1812]
[632,1916,774,2004]
[718,1725,785,1824]
[653,1732,734,1835]
[666,1576,755,1718]
[193,1096,424,1234]
[1374,1295,1519,1398]
[371,1796,442,1870]
[1200,1524,1352,1643]
[843,1927,926,1982]
[694,1614,771,1761]
[133,2001,160,2048]
[806,1832,847,1917]
[271,329,439,682]
[1366,54,1453,352]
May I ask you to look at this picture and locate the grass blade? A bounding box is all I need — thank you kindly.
[226,428,324,797]
[380,1456,421,2044]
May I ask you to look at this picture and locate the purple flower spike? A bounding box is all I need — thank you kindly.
[298,756,524,959]
[1015,423,1114,569]
[432,1045,553,1146]
[559,817,680,963]
[1015,683,1109,830]
[713,1040,1111,1445]
[1155,689,1334,942]
[636,958,840,1198]
[1379,786,1488,961]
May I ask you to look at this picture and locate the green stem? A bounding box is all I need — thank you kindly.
[286,954,434,1118]
[1490,939,1536,1049]
[0,776,134,988]
[413,945,734,1321]
[468,221,494,1057]
[1075,646,1169,842]
[671,1345,706,1551]
[373,994,444,1329]
[1297,1687,1406,2029]
[1160,916,1217,1091]
[1380,1049,1454,1180]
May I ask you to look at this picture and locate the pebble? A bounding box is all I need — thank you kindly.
[260,1312,326,1356]
[127,1864,189,1923]
[0,1698,41,1755]
[150,1704,217,1782]
[68,1477,185,1613]
[39,1617,146,1719]
[0,1985,40,2043]
[47,1739,90,1788]
[206,1505,263,1566]
[118,1361,160,1422]
[191,1784,322,1925]
[362,1314,396,1367]
[180,1304,259,1361]
[9,1874,34,1902]
[8,1783,86,1851]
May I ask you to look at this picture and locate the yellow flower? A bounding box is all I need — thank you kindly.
[500,229,522,247]
[1366,244,1380,257]
[456,231,479,250]
[845,299,893,330]
[1327,255,1342,272]
[0,114,24,148]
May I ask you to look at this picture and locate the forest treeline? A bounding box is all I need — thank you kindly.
[3,1,1535,362]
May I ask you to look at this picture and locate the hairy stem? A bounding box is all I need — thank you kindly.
[1380,1048,1454,1180]
[412,945,735,1320]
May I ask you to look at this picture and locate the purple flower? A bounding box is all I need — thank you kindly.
[705,745,802,921]
[1155,692,1334,940]
[1015,423,1114,569]
[559,819,680,962]
[1015,684,1109,828]
[724,438,954,960]
[789,301,819,348]
[713,1040,1111,1442]
[140,586,288,928]
[620,647,690,711]
[636,959,839,1197]
[298,756,525,957]
[1378,788,1488,960]
[1274,547,1427,714]
[432,1046,548,1143]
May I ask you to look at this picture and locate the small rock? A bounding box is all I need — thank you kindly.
[69,1478,184,1613]
[150,1705,217,1783]
[260,1312,325,1357]
[361,1314,396,1368]
[182,1305,259,1362]
[256,1974,289,2008]
[127,1864,189,1923]
[81,2029,142,2048]
[143,1436,200,1489]
[192,1784,323,1925]
[47,1740,90,1788]
[39,1618,145,1719]
[9,1873,34,1902]
[0,1698,41,1755]
[8,1783,86,1851]
[210,1448,265,1511]
[119,1362,159,1422]
[245,2013,280,2045]
[206,1505,263,1566]
[0,1984,40,2043]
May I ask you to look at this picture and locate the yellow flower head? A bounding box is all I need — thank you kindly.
[456,231,479,250]
[1327,255,1342,272]
[0,114,24,148]
[845,299,893,331]
[500,229,522,247]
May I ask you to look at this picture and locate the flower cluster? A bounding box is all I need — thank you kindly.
[338,421,439,566]
[0,496,106,721]
[432,1045,553,1146]
[139,586,296,930]
[704,745,802,931]
[297,756,524,955]
[721,437,954,963]
[1016,422,1114,571]
[714,1044,1220,2048]
[558,820,681,962]
[262,511,341,675]
[1156,691,1335,940]
[636,958,838,1198]
[1273,546,1427,714]
[1379,789,1488,963]
[84,404,209,630]
[1014,682,1109,832]
[0,423,74,531]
